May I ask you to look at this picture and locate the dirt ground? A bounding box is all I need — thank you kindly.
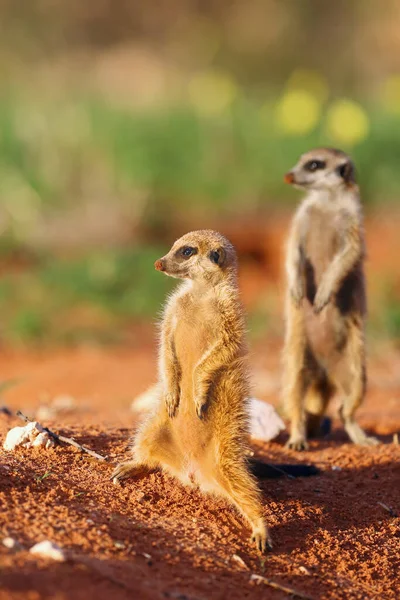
[1,212,400,599]
[0,339,399,600]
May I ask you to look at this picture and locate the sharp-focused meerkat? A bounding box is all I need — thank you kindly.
[112,230,271,553]
[282,148,379,451]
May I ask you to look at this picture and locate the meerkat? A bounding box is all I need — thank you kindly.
[112,230,271,553]
[282,147,379,451]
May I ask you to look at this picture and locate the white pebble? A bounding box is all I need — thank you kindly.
[51,394,76,412]
[3,422,52,451]
[2,537,20,550]
[249,397,286,441]
[36,406,56,421]
[30,540,65,562]
[32,432,51,448]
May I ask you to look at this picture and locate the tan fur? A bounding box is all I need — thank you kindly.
[112,230,271,553]
[282,148,379,450]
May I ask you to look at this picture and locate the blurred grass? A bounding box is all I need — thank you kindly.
[0,247,174,345]
[1,93,400,246]
[1,90,400,345]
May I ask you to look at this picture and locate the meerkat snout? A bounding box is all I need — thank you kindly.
[154,259,165,272]
[284,172,295,184]
[284,147,356,192]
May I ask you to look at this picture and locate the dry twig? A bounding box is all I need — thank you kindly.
[16,410,108,462]
[250,573,313,599]
[377,501,398,518]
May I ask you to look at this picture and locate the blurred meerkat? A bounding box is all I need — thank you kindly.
[112,230,271,553]
[282,148,379,450]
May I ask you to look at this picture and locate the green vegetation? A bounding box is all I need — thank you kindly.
[1,93,400,246]
[0,247,173,345]
[0,91,400,345]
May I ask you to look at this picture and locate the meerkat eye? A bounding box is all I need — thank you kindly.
[209,250,220,264]
[181,246,197,258]
[304,159,326,172]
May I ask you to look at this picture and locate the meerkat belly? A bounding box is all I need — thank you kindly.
[303,212,346,362]
[304,303,346,364]
[171,311,216,469]
[304,213,339,287]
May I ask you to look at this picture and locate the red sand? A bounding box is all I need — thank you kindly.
[0,342,399,600]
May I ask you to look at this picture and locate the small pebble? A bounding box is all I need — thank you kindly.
[30,540,66,562]
[114,541,125,549]
[2,537,21,550]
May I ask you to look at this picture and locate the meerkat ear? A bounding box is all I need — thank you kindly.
[337,160,356,183]
[209,247,226,266]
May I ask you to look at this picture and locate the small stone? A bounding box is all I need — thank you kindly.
[232,554,248,569]
[51,395,76,413]
[299,565,311,575]
[30,540,65,562]
[249,397,286,441]
[114,541,125,549]
[46,437,56,449]
[36,406,56,421]
[32,432,51,448]
[2,537,21,550]
[4,422,54,451]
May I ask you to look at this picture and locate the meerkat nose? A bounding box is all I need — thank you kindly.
[154,259,165,272]
[284,172,295,184]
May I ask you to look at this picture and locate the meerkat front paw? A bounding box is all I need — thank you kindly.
[251,522,272,554]
[313,282,332,313]
[165,390,180,418]
[286,436,309,451]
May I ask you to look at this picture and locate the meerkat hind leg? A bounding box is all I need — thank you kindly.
[305,373,335,438]
[335,339,379,446]
[112,419,183,482]
[285,365,309,451]
[211,459,271,553]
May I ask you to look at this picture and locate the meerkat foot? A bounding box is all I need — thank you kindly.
[344,422,380,446]
[111,460,144,483]
[250,522,272,554]
[286,435,309,451]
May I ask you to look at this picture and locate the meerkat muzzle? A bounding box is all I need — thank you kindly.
[284,172,295,184]
[154,259,165,272]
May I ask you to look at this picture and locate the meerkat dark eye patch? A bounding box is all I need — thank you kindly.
[304,159,326,172]
[209,250,220,264]
[179,246,197,258]
[336,161,355,183]
[209,247,226,266]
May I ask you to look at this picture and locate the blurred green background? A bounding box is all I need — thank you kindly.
[1,0,400,346]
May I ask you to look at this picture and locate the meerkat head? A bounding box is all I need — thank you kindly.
[284,147,356,192]
[154,230,237,283]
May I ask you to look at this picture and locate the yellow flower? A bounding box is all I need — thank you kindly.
[325,99,369,145]
[188,70,238,116]
[275,90,321,135]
